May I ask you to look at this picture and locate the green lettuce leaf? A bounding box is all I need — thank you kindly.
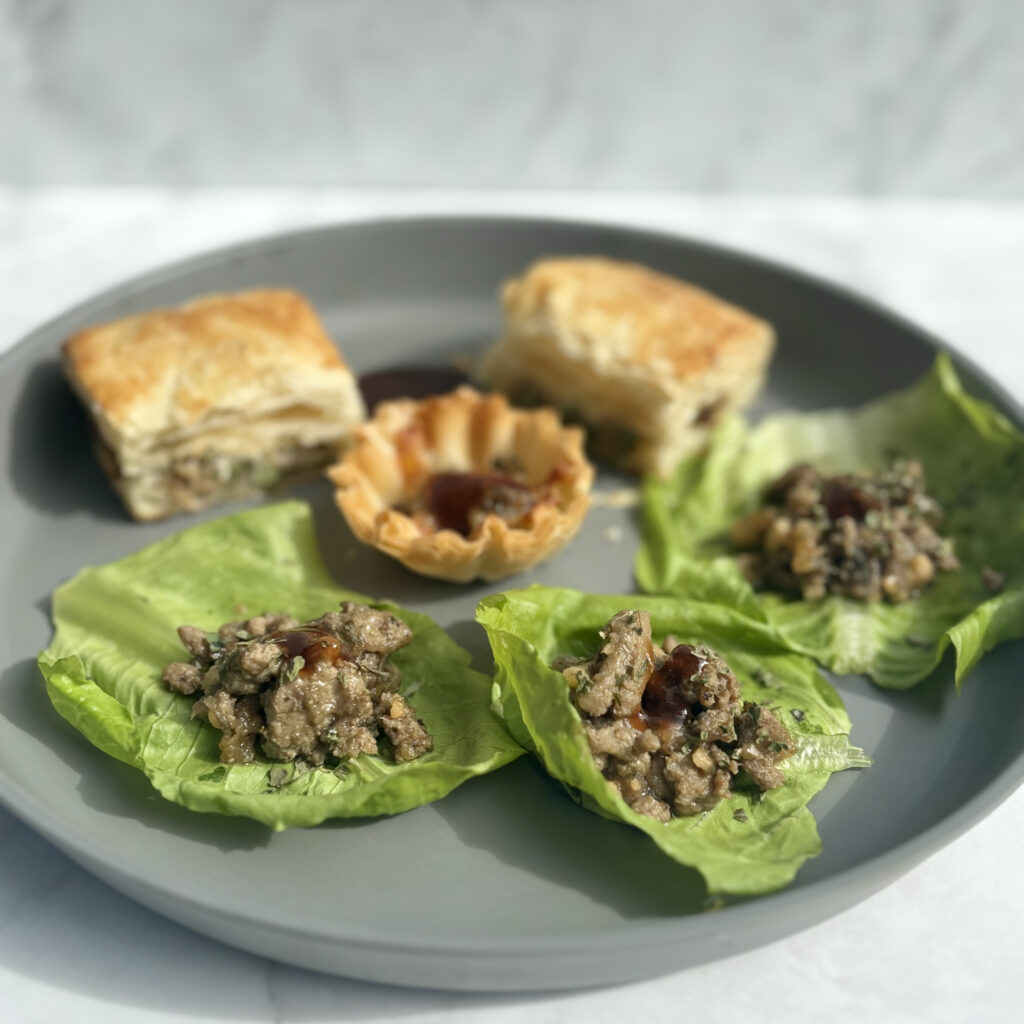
[637,355,1024,689]
[477,586,869,895]
[38,501,522,829]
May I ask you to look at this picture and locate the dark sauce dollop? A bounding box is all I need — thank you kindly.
[423,472,533,536]
[359,366,470,413]
[629,643,705,731]
[263,627,344,674]
[822,478,881,522]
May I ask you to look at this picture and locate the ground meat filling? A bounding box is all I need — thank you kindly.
[562,610,794,821]
[167,443,336,508]
[162,603,433,766]
[729,460,959,603]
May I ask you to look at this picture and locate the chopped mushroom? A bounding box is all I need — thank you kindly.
[730,460,959,602]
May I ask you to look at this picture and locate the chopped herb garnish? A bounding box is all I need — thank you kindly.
[573,671,595,695]
[287,655,305,680]
[401,678,423,698]
[790,708,806,723]
[732,808,749,823]
[204,632,226,652]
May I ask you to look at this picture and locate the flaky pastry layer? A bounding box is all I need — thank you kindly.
[478,257,775,476]
[328,387,594,582]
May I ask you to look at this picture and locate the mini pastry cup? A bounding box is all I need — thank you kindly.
[327,387,594,582]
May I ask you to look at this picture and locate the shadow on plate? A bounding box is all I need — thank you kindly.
[304,486,500,604]
[443,617,501,674]
[0,800,597,1018]
[430,756,709,919]
[826,645,958,718]
[7,360,125,521]
[799,638,1024,883]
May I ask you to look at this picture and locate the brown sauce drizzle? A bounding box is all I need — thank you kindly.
[263,627,344,674]
[629,643,705,731]
[822,478,882,522]
[695,396,725,426]
[423,472,533,536]
[359,366,470,412]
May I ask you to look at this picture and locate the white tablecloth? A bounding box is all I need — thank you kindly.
[1,190,1021,1023]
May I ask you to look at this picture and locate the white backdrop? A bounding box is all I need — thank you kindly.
[1,0,1021,195]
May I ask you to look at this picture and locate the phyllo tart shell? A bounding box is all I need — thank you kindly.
[327,387,594,582]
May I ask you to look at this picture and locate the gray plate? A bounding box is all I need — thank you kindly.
[1,217,1021,993]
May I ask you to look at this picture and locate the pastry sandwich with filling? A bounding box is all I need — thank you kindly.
[478,257,776,477]
[63,289,366,520]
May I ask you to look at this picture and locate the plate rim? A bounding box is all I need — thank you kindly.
[1,211,1022,959]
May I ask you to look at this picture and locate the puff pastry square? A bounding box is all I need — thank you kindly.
[478,257,775,477]
[63,289,366,520]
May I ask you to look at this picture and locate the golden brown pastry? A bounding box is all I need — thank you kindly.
[63,289,366,520]
[477,257,775,477]
[328,387,594,582]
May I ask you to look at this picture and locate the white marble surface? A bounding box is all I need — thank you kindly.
[0,190,1021,1023]
[1,1,1022,196]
